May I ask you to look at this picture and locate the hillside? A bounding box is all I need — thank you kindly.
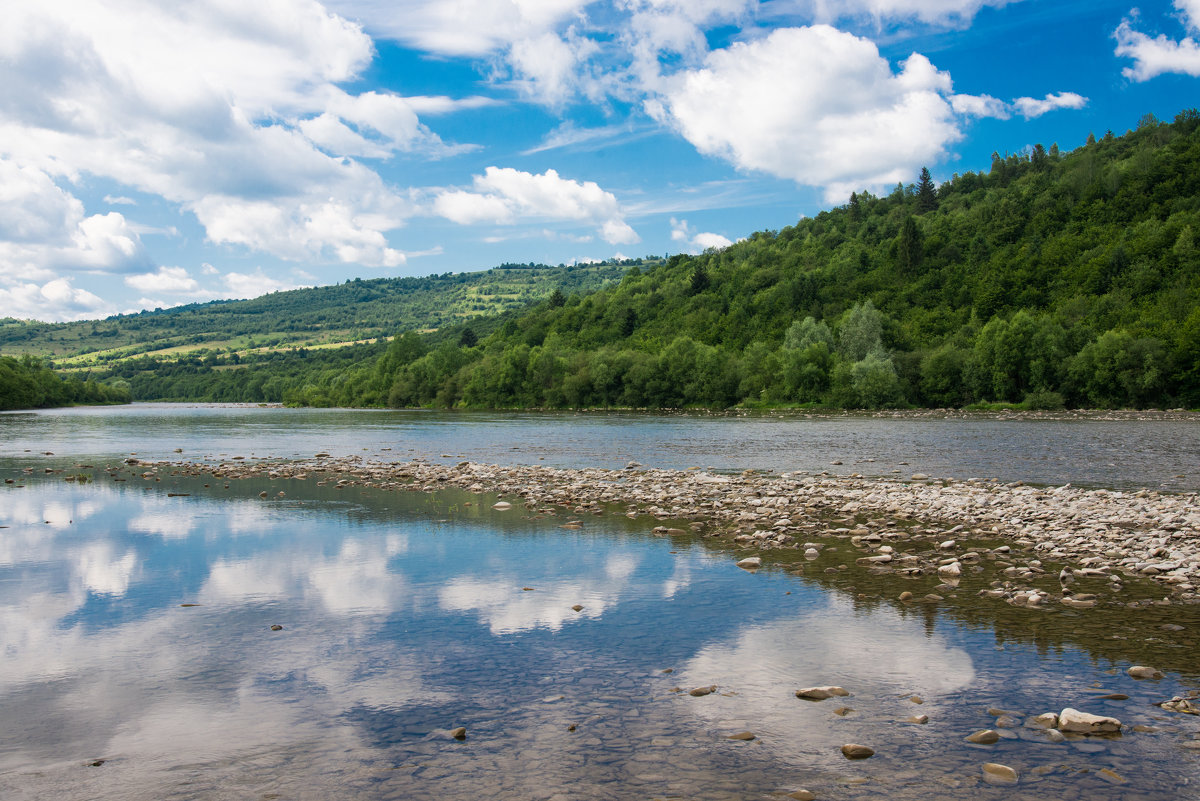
[58,110,1200,410]
[0,261,633,365]
[363,110,1199,411]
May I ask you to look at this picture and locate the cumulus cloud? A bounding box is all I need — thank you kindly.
[950,93,1010,118]
[652,25,963,202]
[434,167,640,244]
[124,266,201,295]
[0,1,479,284]
[1012,91,1088,118]
[782,0,1023,27]
[670,218,733,252]
[0,279,114,322]
[1115,1,1200,81]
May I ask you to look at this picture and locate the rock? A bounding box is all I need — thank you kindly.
[689,685,717,697]
[787,791,816,801]
[796,686,850,700]
[1044,729,1066,743]
[492,501,512,510]
[909,695,924,704]
[899,591,914,601]
[982,762,1018,785]
[450,727,467,740]
[966,730,1000,744]
[939,540,957,550]
[937,562,962,577]
[840,744,874,759]
[737,557,762,569]
[906,714,929,724]
[269,624,283,631]
[1058,708,1120,734]
[1127,665,1164,680]
[1098,768,1127,784]
[1029,713,1058,729]
[258,491,268,498]
[911,473,928,480]
[726,731,756,741]
[832,707,853,716]
[571,604,584,612]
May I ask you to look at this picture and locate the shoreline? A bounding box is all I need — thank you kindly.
[153,454,1200,606]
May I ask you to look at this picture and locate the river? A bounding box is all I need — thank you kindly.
[1,405,1198,800]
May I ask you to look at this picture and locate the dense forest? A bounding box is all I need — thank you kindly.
[39,110,1200,410]
[0,355,131,411]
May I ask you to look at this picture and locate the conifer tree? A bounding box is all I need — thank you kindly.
[916,167,938,213]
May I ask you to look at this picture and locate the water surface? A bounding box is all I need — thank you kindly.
[3,404,1199,490]
[2,470,1198,800]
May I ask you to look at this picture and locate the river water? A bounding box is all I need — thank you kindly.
[3,403,1200,489]
[1,405,1198,800]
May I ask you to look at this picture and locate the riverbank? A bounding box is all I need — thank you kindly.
[150,455,1200,607]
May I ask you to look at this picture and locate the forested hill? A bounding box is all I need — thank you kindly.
[367,110,1200,410]
[0,261,633,364]
[0,355,130,411]
[89,110,1200,409]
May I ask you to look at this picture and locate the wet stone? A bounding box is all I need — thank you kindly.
[966,730,1000,745]
[841,744,874,759]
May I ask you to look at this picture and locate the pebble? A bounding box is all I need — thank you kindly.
[689,685,717,697]
[840,744,874,759]
[450,727,467,740]
[966,730,1000,744]
[1127,665,1164,679]
[737,556,762,569]
[786,791,816,801]
[726,731,756,741]
[906,714,930,724]
[796,686,850,700]
[982,763,1018,785]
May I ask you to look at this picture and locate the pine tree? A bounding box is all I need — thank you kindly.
[916,167,938,213]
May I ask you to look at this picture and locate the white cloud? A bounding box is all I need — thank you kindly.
[124,266,201,295]
[653,25,962,202]
[670,217,733,252]
[784,0,1023,27]
[1011,91,1088,118]
[0,1,474,288]
[0,159,152,279]
[221,269,310,301]
[949,93,1010,118]
[0,278,114,322]
[323,0,592,56]
[1115,15,1200,81]
[103,195,137,206]
[433,167,640,244]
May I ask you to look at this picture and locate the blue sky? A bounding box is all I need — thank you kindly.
[1,0,1197,322]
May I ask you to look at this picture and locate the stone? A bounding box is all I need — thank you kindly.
[737,557,762,569]
[492,501,512,510]
[726,731,756,741]
[1057,708,1120,734]
[1098,768,1127,784]
[1029,713,1058,729]
[840,744,874,759]
[450,727,467,740]
[899,591,914,601]
[689,685,717,697]
[796,686,850,700]
[571,604,584,612]
[832,707,853,716]
[982,763,1018,785]
[1126,665,1164,680]
[906,714,929,724]
[787,791,816,801]
[966,730,1000,745]
[937,562,962,577]
[269,624,283,631]
[911,473,929,480]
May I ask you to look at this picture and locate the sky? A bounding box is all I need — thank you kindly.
[1,0,1198,322]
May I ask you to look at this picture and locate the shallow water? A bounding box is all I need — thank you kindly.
[3,403,1199,490]
[2,469,1198,800]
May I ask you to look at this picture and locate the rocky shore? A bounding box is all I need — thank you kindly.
[146,454,1200,606]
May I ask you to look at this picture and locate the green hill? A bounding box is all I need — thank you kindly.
[25,110,1200,411]
[0,261,633,365]
[366,110,1200,410]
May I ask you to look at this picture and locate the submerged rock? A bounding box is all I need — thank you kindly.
[1058,707,1120,734]
[982,762,1018,785]
[966,730,1000,744]
[1127,665,1164,680]
[796,686,850,700]
[841,744,874,759]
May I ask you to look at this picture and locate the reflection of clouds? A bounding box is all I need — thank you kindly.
[204,535,409,615]
[661,557,693,599]
[677,595,975,764]
[73,542,138,595]
[128,509,196,540]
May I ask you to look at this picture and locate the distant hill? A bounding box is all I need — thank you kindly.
[0,260,636,365]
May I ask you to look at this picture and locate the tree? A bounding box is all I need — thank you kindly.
[689,264,710,295]
[458,328,478,348]
[838,301,884,362]
[916,167,938,213]
[547,289,566,308]
[896,216,924,272]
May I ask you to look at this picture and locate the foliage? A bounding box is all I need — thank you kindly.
[0,355,131,411]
